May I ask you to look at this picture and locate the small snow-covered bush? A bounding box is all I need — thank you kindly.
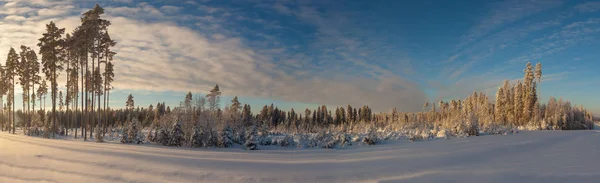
[336,133,352,147]
[279,135,295,147]
[436,128,451,139]
[259,136,272,146]
[296,134,311,148]
[362,129,380,145]
[316,132,336,149]
[94,124,103,142]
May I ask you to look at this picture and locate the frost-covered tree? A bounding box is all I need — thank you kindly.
[535,62,542,83]
[513,81,524,126]
[494,85,506,124]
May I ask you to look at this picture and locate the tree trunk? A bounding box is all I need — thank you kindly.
[84,55,88,141]
[91,55,95,140]
[23,92,27,135]
[66,60,70,138]
[103,66,107,138]
[12,79,15,134]
[52,69,57,138]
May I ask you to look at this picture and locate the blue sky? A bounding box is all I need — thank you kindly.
[1,0,600,115]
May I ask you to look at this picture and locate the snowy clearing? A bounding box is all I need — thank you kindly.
[1,130,600,183]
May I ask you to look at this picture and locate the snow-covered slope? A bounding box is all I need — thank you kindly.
[1,130,599,183]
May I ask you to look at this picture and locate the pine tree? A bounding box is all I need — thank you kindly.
[242,104,252,126]
[206,85,221,112]
[103,61,114,134]
[229,96,241,125]
[346,105,353,124]
[126,94,134,117]
[5,48,19,134]
[0,62,7,131]
[18,46,33,135]
[38,21,65,137]
[100,31,116,137]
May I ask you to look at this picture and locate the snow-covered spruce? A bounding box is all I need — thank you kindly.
[218,125,233,148]
[155,125,170,146]
[234,126,246,145]
[120,123,129,143]
[121,117,144,144]
[168,121,185,146]
[244,126,258,150]
[190,126,204,148]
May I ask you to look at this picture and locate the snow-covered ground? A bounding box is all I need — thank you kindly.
[1,130,600,183]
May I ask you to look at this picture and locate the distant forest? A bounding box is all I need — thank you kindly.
[0,5,595,150]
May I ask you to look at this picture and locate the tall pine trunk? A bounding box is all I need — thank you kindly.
[82,55,87,140]
[12,78,15,134]
[66,59,70,137]
[52,69,57,138]
[31,83,35,135]
[90,55,95,140]
[103,61,108,138]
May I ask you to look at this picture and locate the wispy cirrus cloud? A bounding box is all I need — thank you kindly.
[456,0,563,51]
[0,0,428,112]
[442,0,563,80]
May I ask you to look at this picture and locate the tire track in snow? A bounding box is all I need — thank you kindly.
[0,160,132,183]
[0,174,59,183]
